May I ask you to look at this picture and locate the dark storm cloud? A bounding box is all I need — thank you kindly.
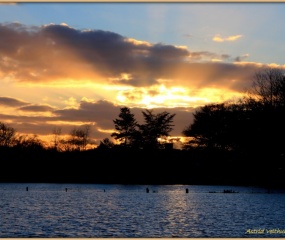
[0,96,29,107]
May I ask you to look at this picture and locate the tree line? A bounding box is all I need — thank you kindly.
[0,123,92,152]
[0,109,176,152]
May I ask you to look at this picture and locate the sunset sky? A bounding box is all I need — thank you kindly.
[1,2,285,147]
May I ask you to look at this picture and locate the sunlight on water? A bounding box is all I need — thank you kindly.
[1,183,285,237]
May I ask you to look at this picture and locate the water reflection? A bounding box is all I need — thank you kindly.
[1,183,285,237]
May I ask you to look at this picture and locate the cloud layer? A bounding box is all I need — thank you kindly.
[1,22,284,145]
[0,23,277,92]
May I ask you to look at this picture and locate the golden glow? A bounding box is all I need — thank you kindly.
[136,85,208,108]
[267,63,285,69]
[35,133,98,149]
[63,97,79,108]
[2,70,246,115]
[211,58,222,62]
[103,84,134,91]
[116,94,127,103]
[115,84,244,108]
[175,45,188,50]
[193,87,244,103]
[108,73,134,83]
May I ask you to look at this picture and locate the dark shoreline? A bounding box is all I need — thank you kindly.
[1,147,285,189]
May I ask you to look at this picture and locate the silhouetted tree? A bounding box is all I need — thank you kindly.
[248,68,285,109]
[139,110,176,149]
[182,101,264,152]
[242,68,285,155]
[0,122,16,147]
[111,107,138,147]
[68,125,91,151]
[14,134,45,151]
[52,127,62,151]
[182,68,285,173]
[182,104,232,150]
[97,138,114,150]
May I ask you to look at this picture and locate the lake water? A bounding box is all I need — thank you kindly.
[1,183,285,238]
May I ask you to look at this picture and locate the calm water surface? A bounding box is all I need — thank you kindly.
[1,183,285,238]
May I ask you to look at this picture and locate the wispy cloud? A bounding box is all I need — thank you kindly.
[18,104,55,112]
[212,34,243,42]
